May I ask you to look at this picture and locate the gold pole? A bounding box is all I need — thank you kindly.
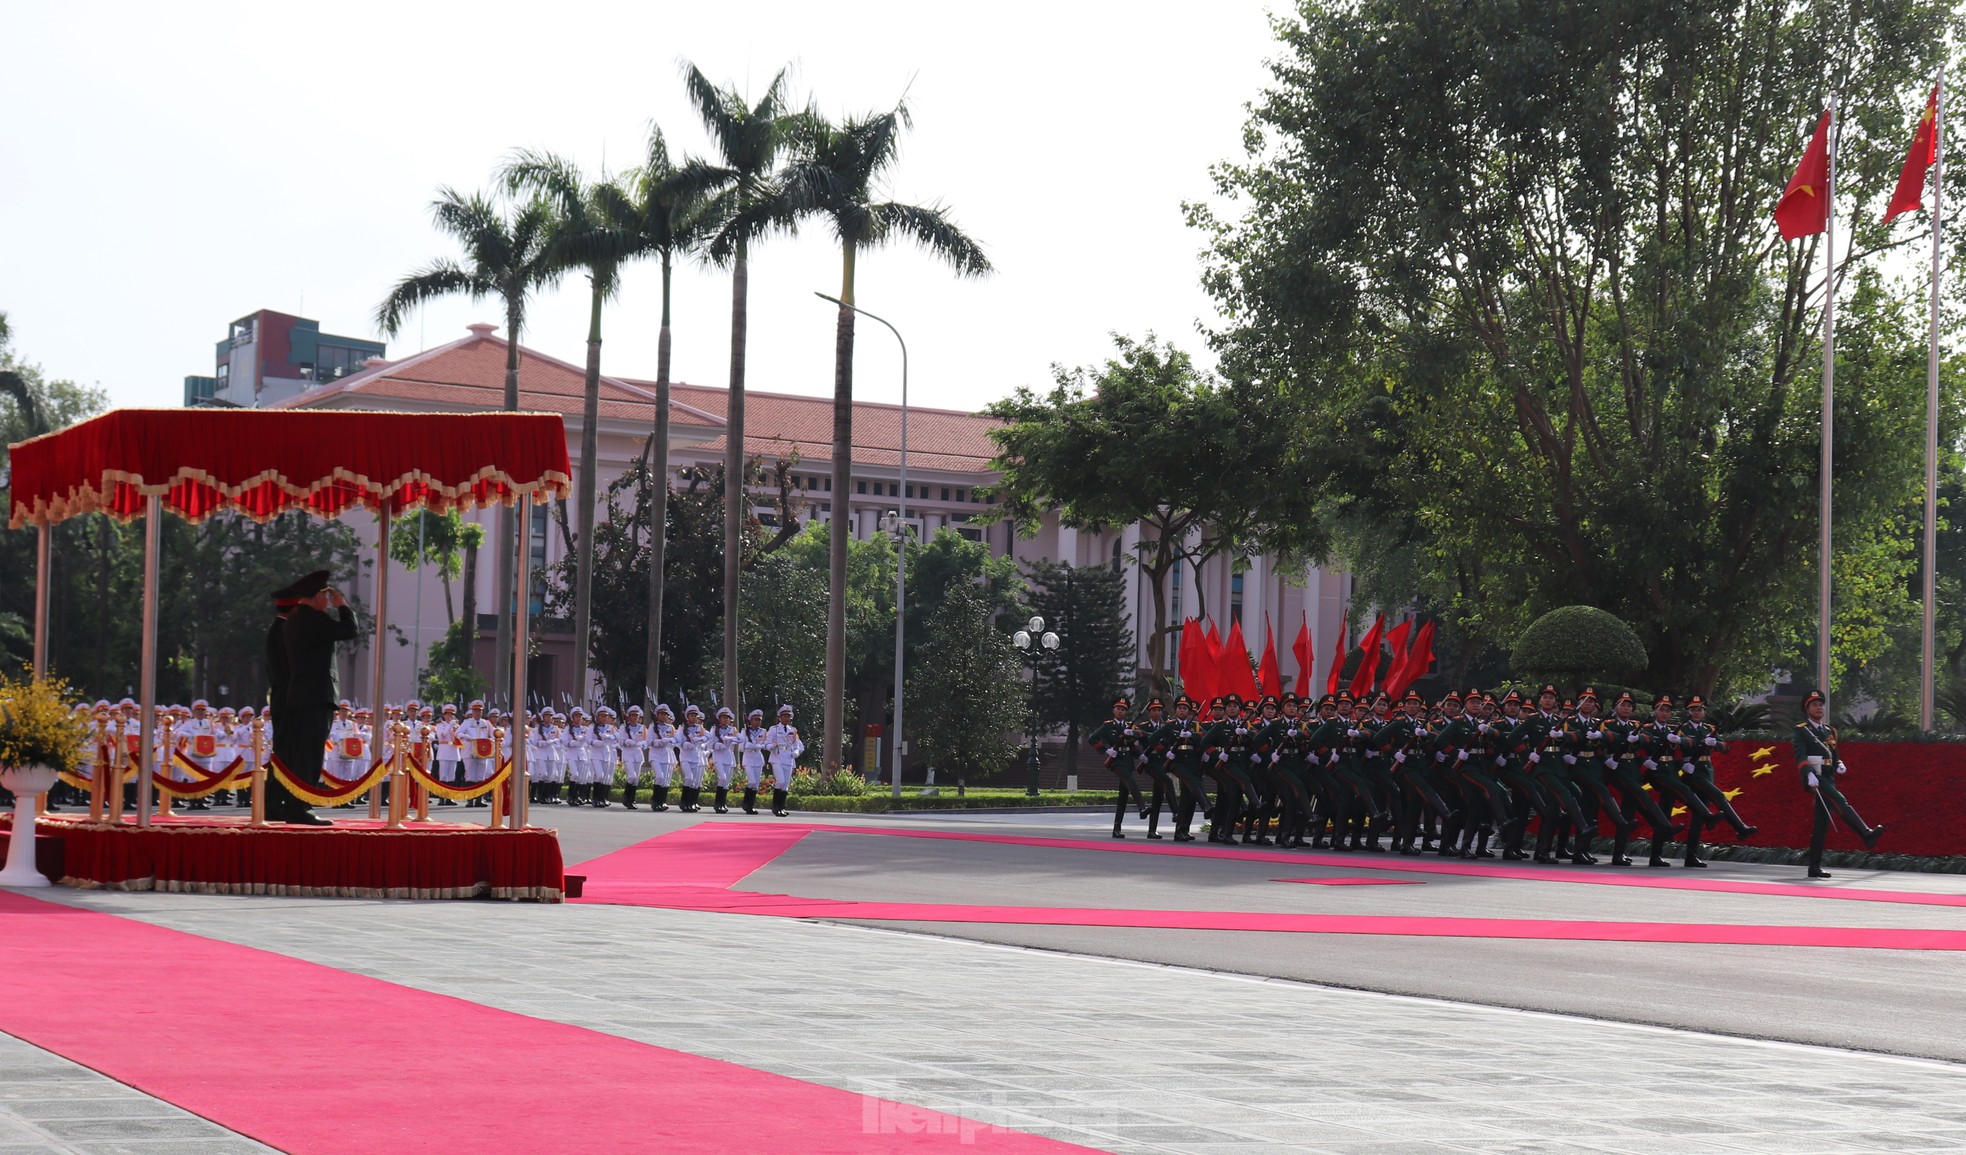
[89,716,108,823]
[367,712,384,821]
[156,713,176,819]
[107,716,127,824]
[413,722,432,822]
[489,724,505,828]
[249,714,267,827]
[386,715,408,828]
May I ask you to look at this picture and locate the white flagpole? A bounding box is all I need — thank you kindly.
[1819,97,1837,705]
[1923,72,1946,731]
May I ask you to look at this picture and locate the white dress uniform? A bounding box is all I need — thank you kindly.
[591,717,617,807]
[649,714,679,806]
[709,720,740,813]
[435,715,463,783]
[177,711,216,785]
[326,715,360,780]
[619,716,649,808]
[458,712,495,809]
[740,722,770,793]
[678,720,710,806]
[766,714,804,817]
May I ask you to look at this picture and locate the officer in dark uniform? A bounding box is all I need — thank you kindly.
[1089,697,1147,839]
[1675,695,1757,866]
[1514,686,1591,864]
[1377,691,1452,855]
[1134,697,1171,838]
[273,570,356,826]
[1299,694,1348,848]
[1436,691,1509,857]
[1595,692,1673,866]
[1794,690,1885,878]
[1639,696,1717,863]
[1151,697,1209,842]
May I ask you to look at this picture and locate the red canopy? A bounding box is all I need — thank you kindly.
[8,408,572,527]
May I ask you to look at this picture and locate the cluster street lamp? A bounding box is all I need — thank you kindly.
[1013,616,1060,797]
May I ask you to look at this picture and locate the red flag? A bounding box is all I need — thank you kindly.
[1775,110,1832,241]
[1386,619,1437,698]
[1348,613,1386,697]
[1326,618,1347,696]
[1290,614,1313,697]
[1885,86,1940,223]
[1383,618,1414,690]
[1257,618,1282,699]
[1177,617,1208,703]
[1221,618,1259,702]
[1201,619,1225,704]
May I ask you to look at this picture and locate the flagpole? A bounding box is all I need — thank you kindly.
[1922,70,1946,731]
[1818,95,1837,705]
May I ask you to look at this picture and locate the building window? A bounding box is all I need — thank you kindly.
[940,487,950,501]
[820,502,830,514]
[955,489,965,503]
[824,477,832,491]
[857,480,866,494]
[905,484,914,499]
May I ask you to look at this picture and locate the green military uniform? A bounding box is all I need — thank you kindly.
[1151,700,1210,842]
[1511,688,1590,864]
[1089,697,1149,840]
[1674,696,1756,866]
[1793,691,1884,878]
[1435,693,1510,858]
[1638,697,1716,865]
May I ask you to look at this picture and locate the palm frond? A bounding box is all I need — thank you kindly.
[867,202,992,276]
[375,260,485,336]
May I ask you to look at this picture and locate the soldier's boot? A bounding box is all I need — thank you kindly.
[1145,793,1164,840]
[622,781,638,809]
[742,788,759,815]
[1112,792,1128,839]
[771,788,789,817]
[678,787,697,812]
[1611,824,1636,867]
[1474,826,1496,858]
[651,785,670,812]
[714,787,729,814]
[564,782,582,806]
[594,782,611,808]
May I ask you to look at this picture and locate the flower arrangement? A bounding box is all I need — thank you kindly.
[0,676,86,775]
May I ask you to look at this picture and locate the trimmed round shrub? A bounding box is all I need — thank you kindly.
[1511,605,1647,686]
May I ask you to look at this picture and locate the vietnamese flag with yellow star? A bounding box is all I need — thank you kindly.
[1776,110,1833,240]
[1884,85,1940,223]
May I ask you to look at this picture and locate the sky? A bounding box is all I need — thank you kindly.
[0,0,1288,417]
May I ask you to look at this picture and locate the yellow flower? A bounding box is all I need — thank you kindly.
[0,676,87,774]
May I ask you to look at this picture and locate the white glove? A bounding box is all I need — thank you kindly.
[1835,763,1846,776]
[1135,755,1148,766]
[1806,772,1820,788]
[1627,733,1641,744]
[1164,751,1174,762]
[1703,736,1718,747]
[1495,756,1507,767]
[1455,750,1469,764]
[1269,753,1280,765]
[1527,752,1540,765]
[1668,734,1682,745]
[1562,754,1576,765]
[1605,758,1617,770]
[1681,763,1695,774]
[1236,727,1247,736]
[1364,749,1378,759]
[1393,752,1406,764]
[1478,723,1492,735]
[1217,752,1228,764]
[1434,752,1447,763]
[1586,730,1602,740]
[1642,759,1658,771]
[1347,728,1361,738]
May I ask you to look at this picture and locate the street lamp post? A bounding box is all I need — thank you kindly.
[814,292,908,799]
[1013,615,1059,797]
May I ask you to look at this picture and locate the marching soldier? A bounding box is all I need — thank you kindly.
[1151,696,1209,842]
[649,704,680,811]
[1134,697,1172,839]
[1512,686,1591,864]
[620,706,649,809]
[765,705,804,817]
[710,707,740,813]
[1590,691,1667,866]
[1640,696,1717,859]
[1089,697,1147,839]
[1794,690,1885,878]
[1676,696,1757,866]
[1261,695,1318,849]
[1377,691,1452,855]
[739,708,770,815]
[1437,691,1509,858]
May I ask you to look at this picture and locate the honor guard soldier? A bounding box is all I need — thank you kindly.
[458,701,496,807]
[677,705,710,812]
[1794,691,1885,878]
[648,704,680,811]
[1377,691,1453,855]
[1134,698,1171,838]
[739,709,770,814]
[1151,697,1208,841]
[1203,695,1260,844]
[1585,691,1663,866]
[766,705,804,817]
[710,707,740,813]
[619,706,650,809]
[1089,697,1147,839]
[1513,686,1591,864]
[1675,696,1757,866]
[1640,696,1717,857]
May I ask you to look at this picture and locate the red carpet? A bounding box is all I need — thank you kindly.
[573,823,1966,951]
[0,890,1094,1153]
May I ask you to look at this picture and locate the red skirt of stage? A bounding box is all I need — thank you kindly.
[1,814,563,901]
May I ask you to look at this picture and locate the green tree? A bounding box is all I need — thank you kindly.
[1192,0,1958,697]
[797,101,993,776]
[729,551,827,723]
[1510,605,1648,691]
[676,61,805,717]
[389,510,483,625]
[1023,559,1134,775]
[419,618,487,706]
[984,335,1319,693]
[375,188,563,704]
[909,583,1021,782]
[500,152,645,706]
[628,126,712,707]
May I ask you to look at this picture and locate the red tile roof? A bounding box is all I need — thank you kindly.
[277,329,1002,476]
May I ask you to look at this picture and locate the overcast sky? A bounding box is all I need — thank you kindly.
[0,1,1285,417]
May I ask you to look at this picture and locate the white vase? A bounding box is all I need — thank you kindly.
[0,764,60,888]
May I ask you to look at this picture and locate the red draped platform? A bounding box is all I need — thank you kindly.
[0,814,563,901]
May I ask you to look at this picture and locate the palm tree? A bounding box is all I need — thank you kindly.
[626,127,710,707]
[499,152,643,707]
[795,104,991,775]
[676,60,805,713]
[376,189,561,705]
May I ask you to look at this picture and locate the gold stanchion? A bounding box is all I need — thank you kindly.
[489,726,505,828]
[88,715,108,823]
[249,714,267,827]
[413,722,432,822]
[386,716,408,828]
[107,717,127,824]
[156,713,175,818]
